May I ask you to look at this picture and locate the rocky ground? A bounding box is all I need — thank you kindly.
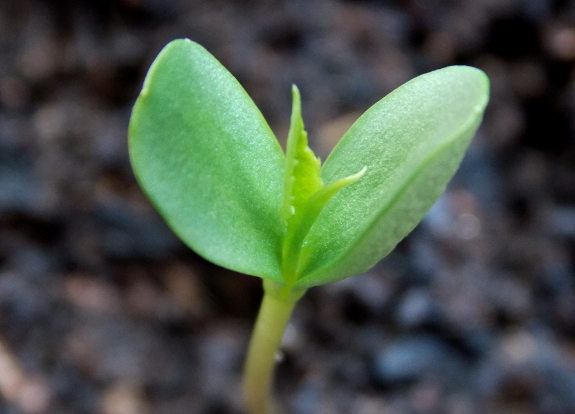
[0,0,574,413]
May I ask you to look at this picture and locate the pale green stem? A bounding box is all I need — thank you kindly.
[243,279,306,414]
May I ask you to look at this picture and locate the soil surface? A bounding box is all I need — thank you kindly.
[1,1,575,413]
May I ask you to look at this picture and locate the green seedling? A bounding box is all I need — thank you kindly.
[129,39,489,414]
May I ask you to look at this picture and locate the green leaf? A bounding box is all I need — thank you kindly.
[130,40,489,290]
[129,39,285,281]
[280,86,366,286]
[281,85,323,224]
[293,66,490,289]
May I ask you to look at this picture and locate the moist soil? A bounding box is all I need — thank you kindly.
[1,1,575,413]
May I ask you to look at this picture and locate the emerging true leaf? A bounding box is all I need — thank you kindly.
[280,86,365,286]
[281,85,323,224]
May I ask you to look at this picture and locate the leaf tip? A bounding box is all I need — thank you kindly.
[291,84,301,111]
[337,166,367,186]
[354,166,367,179]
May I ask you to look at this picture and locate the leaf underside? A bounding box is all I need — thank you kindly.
[129,39,490,289]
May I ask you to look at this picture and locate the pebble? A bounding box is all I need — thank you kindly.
[371,335,467,387]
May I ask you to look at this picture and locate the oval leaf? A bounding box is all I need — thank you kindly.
[129,39,285,281]
[294,66,489,288]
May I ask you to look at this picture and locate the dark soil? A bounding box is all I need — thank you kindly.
[1,1,575,413]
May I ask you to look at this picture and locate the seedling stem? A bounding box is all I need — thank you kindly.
[243,280,306,414]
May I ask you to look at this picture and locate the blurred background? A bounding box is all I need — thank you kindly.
[1,0,575,413]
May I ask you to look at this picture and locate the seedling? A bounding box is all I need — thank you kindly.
[129,39,489,414]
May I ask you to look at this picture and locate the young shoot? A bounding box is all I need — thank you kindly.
[129,39,489,414]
